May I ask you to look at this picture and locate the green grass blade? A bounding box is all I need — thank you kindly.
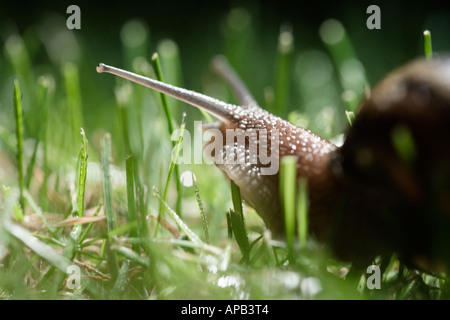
[280,156,298,261]
[79,201,103,244]
[111,259,131,298]
[39,76,52,212]
[101,133,119,280]
[13,79,25,214]
[120,19,150,69]
[226,211,233,239]
[23,190,54,233]
[192,175,209,243]
[153,187,203,246]
[107,221,139,238]
[25,77,51,191]
[319,19,367,112]
[76,128,88,217]
[114,246,150,268]
[101,134,116,232]
[32,234,66,247]
[5,220,71,273]
[62,129,89,272]
[155,114,186,237]
[25,142,38,191]
[126,155,139,253]
[230,180,243,218]
[63,63,82,119]
[275,24,294,116]
[152,53,175,134]
[153,52,183,216]
[4,34,31,78]
[116,83,133,155]
[62,63,84,153]
[423,30,433,60]
[297,177,308,249]
[345,110,355,126]
[229,180,249,261]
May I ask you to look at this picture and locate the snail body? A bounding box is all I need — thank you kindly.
[97,56,450,271]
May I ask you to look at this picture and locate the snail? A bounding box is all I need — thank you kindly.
[97,55,450,272]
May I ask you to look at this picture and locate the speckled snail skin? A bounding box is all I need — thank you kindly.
[97,56,450,272]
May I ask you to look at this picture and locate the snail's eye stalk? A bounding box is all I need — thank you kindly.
[95,62,239,122]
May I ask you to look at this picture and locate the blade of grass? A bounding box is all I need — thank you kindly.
[129,58,152,154]
[423,30,433,60]
[152,53,175,134]
[297,177,308,249]
[274,23,294,116]
[13,79,25,214]
[226,211,233,240]
[63,128,89,273]
[25,142,38,191]
[107,221,139,238]
[153,187,203,246]
[101,134,116,232]
[38,76,52,211]
[280,156,298,261]
[5,220,71,272]
[115,82,133,155]
[120,19,150,70]
[76,128,88,217]
[229,180,250,261]
[262,230,277,265]
[157,39,183,110]
[62,63,83,153]
[126,237,223,256]
[23,190,54,233]
[114,82,149,243]
[192,175,209,243]
[32,234,66,247]
[154,114,186,237]
[111,259,131,298]
[114,246,150,268]
[79,201,103,244]
[319,19,367,112]
[136,180,149,241]
[4,35,32,88]
[126,155,139,253]
[345,110,355,126]
[101,133,119,280]
[24,77,51,191]
[152,52,183,216]
[223,8,252,80]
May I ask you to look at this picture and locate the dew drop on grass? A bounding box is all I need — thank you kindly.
[180,170,196,187]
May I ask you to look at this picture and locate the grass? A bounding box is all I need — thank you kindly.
[0,5,448,300]
[280,156,297,262]
[152,53,183,216]
[423,30,433,60]
[13,79,25,214]
[155,114,185,237]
